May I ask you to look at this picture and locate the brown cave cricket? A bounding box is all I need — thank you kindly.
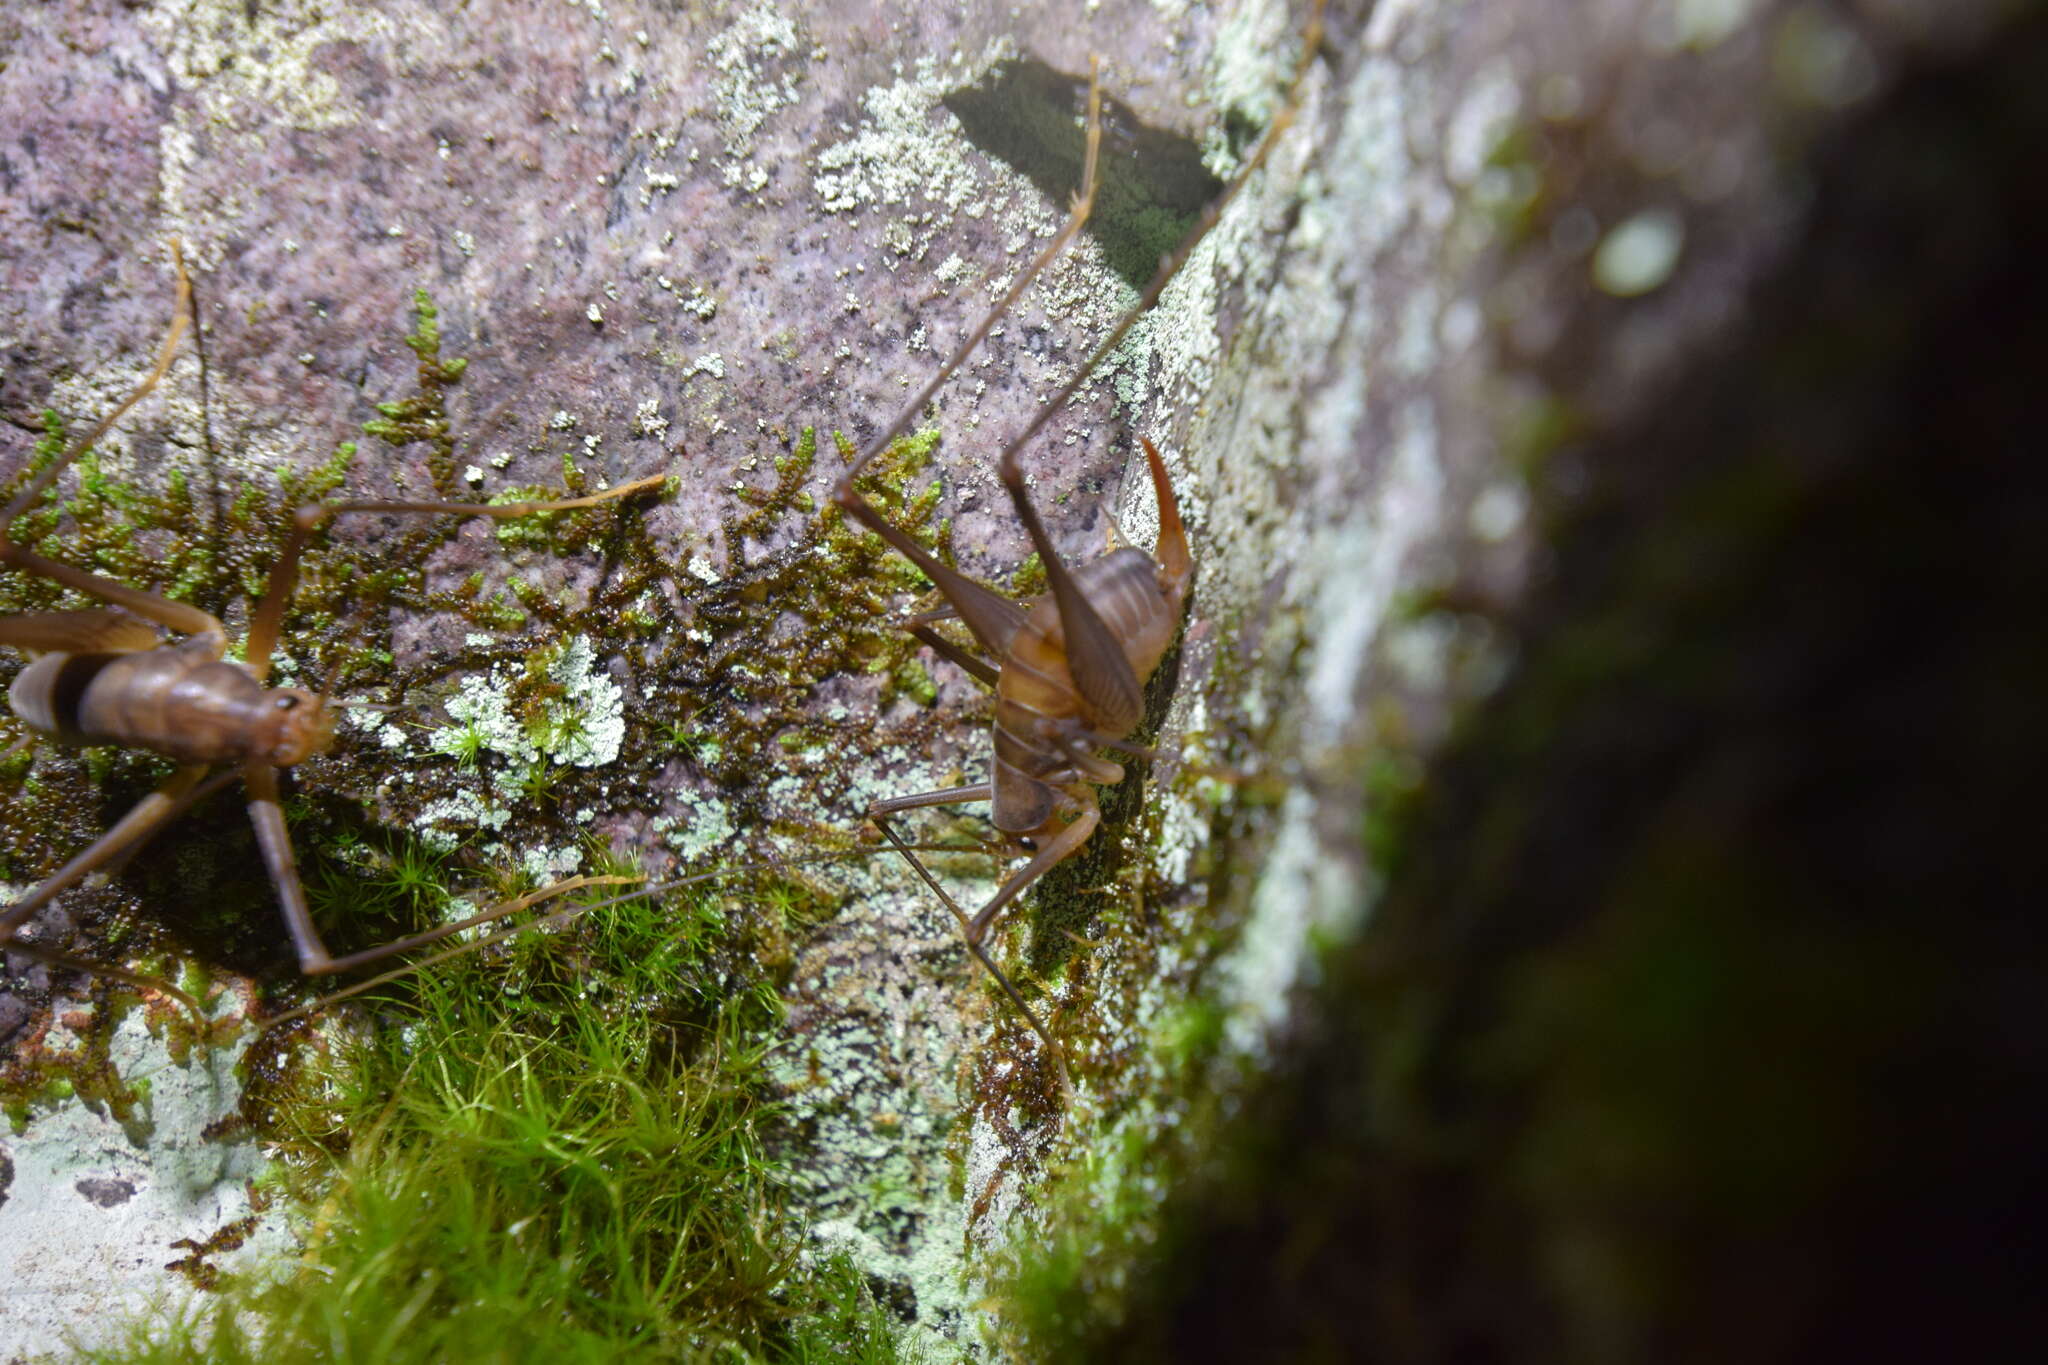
[0,247,665,1008]
[831,3,1324,1085]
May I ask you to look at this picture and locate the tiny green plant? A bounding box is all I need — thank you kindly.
[73,862,900,1364]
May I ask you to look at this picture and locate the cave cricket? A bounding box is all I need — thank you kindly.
[831,1,1327,1086]
[7,0,1331,1048]
[0,245,667,1014]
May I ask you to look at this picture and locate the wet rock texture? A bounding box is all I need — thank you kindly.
[3,0,2022,1356]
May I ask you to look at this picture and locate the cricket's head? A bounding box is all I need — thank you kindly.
[256,688,335,766]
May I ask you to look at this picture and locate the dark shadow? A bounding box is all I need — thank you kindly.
[944,60,1224,292]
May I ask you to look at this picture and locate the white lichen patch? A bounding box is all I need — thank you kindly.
[36,343,206,493]
[651,789,736,864]
[631,399,669,439]
[428,635,625,773]
[707,3,805,158]
[145,0,435,266]
[0,1005,290,1360]
[770,861,985,1358]
[1200,0,1299,173]
[810,41,1020,216]
[412,789,513,838]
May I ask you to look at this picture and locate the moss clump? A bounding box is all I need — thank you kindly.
[360,288,469,498]
[83,864,900,1363]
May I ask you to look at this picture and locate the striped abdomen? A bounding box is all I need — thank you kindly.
[10,644,283,765]
[990,547,1180,833]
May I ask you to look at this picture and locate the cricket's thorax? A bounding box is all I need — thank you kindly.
[989,547,1180,834]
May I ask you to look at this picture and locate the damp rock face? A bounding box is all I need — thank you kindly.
[2,0,2019,1357]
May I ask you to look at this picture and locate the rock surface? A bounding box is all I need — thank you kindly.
[2,0,2016,1357]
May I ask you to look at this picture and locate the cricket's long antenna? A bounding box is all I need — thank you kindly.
[256,850,865,1032]
[993,0,1325,476]
[843,57,1105,485]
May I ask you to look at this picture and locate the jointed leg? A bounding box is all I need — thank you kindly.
[0,610,164,656]
[1,761,229,1019]
[865,781,1096,1089]
[839,59,1103,488]
[1,244,193,540]
[1,244,223,646]
[980,6,1324,728]
[829,60,1106,659]
[0,544,227,647]
[907,624,1001,688]
[868,781,994,817]
[1,763,216,943]
[243,474,667,683]
[243,760,632,977]
[1,939,205,1017]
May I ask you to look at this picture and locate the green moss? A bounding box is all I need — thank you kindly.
[0,289,660,1093]
[89,876,900,1361]
[360,288,469,498]
[5,289,984,1359]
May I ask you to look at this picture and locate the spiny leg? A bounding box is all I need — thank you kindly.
[2,940,204,1018]
[235,481,656,973]
[1,763,226,941]
[0,610,164,656]
[257,873,648,1028]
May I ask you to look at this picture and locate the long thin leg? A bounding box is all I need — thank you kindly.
[1,939,204,1017]
[870,809,1074,1091]
[828,59,1105,658]
[0,610,164,656]
[0,246,225,644]
[244,475,667,682]
[1,244,193,537]
[868,780,994,817]
[244,760,643,978]
[862,778,1099,1089]
[0,543,227,645]
[261,849,870,1031]
[907,624,1001,688]
[995,464,1144,733]
[834,495,1026,660]
[3,762,226,1016]
[960,801,1099,943]
[256,873,645,1028]
[839,58,1104,486]
[241,760,335,973]
[0,763,215,942]
[982,3,1325,727]
[988,1,1325,478]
